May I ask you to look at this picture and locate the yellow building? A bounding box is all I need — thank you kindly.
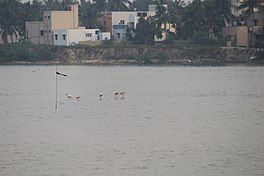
[26,4,78,45]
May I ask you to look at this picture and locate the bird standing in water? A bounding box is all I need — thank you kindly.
[120,91,126,99]
[66,94,73,99]
[114,91,119,99]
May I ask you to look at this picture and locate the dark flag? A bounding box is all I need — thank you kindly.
[56,71,67,77]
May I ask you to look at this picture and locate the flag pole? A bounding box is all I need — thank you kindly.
[55,65,58,110]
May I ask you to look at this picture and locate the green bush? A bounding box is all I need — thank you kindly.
[256,50,264,62]
[165,33,175,45]
[0,43,56,63]
[101,39,114,46]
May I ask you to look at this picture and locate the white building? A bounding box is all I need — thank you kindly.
[99,32,111,40]
[53,28,110,46]
[104,5,157,35]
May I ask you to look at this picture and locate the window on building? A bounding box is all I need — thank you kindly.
[120,20,125,24]
[48,16,50,20]
[137,12,141,17]
[55,34,58,40]
[95,30,99,34]
[254,19,258,26]
[63,34,66,40]
[49,30,51,33]
[143,12,147,17]
[86,33,92,37]
[40,30,44,36]
[117,33,120,39]
[26,30,29,36]
[129,22,135,29]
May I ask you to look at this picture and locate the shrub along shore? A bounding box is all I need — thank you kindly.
[0,43,264,66]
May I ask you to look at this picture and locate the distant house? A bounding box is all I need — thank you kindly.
[103,5,157,41]
[222,26,248,47]
[26,4,78,45]
[222,11,264,48]
[26,4,110,46]
[53,28,110,46]
[113,24,128,41]
[103,4,176,43]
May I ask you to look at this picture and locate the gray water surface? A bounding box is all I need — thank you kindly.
[0,66,264,176]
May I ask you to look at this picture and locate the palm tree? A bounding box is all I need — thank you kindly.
[237,0,264,15]
[0,0,19,43]
[93,0,107,11]
[130,0,155,11]
[237,0,264,47]
[107,0,132,11]
[215,0,234,25]
[16,0,45,39]
[203,0,234,39]
[168,0,185,39]
[43,0,62,10]
[79,1,104,29]
[153,0,170,39]
[181,0,204,39]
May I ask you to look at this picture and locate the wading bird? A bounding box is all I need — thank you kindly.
[120,91,126,99]
[66,94,73,99]
[114,91,119,99]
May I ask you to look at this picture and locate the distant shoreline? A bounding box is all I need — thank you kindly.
[2,60,264,67]
[1,44,264,66]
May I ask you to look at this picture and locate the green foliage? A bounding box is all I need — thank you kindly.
[0,0,236,46]
[143,50,169,61]
[164,33,175,45]
[128,17,155,45]
[191,31,228,46]
[140,51,169,64]
[0,44,55,64]
[130,0,154,11]
[192,32,213,44]
[107,0,131,11]
[0,45,17,63]
[126,50,169,65]
[256,50,264,61]
[179,0,234,40]
[0,0,19,43]
[153,0,170,39]
[101,39,114,46]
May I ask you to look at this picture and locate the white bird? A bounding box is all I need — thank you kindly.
[187,59,192,63]
[66,93,73,99]
[248,56,256,62]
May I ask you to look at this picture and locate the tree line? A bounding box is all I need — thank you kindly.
[0,0,263,45]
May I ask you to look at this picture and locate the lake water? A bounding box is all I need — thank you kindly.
[0,66,264,176]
